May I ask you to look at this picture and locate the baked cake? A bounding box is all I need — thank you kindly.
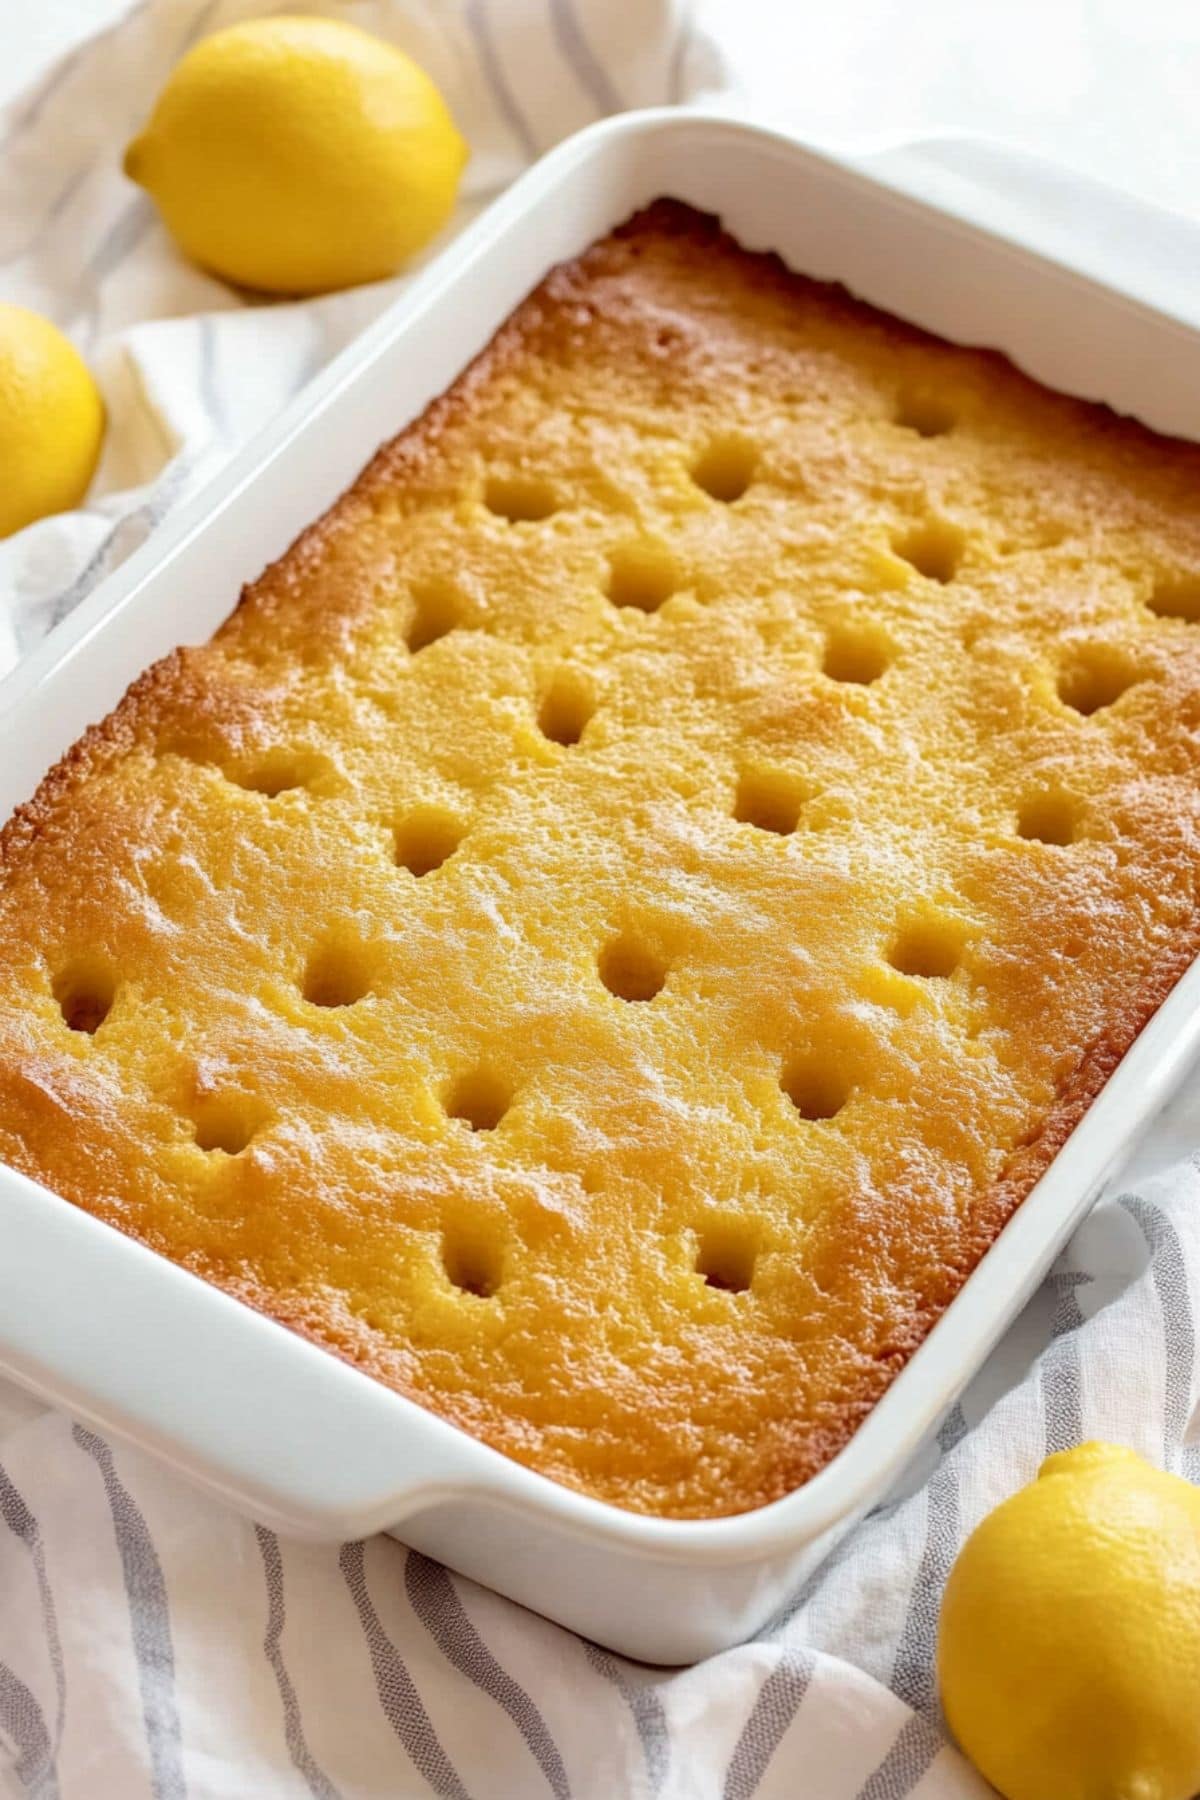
[3,202,1200,1520]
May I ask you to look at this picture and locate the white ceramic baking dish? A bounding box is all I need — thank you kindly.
[3,113,1200,1666]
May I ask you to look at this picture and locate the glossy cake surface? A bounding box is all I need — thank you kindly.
[3,202,1200,1518]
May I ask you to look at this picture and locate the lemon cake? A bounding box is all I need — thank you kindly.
[2,201,1200,1520]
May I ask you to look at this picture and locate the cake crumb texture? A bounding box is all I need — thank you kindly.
[3,200,1200,1518]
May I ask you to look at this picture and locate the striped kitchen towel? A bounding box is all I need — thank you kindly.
[5,2,1200,1796]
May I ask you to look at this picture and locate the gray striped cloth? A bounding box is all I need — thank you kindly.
[4,3,1200,1795]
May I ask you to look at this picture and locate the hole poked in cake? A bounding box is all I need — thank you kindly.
[694,1217,758,1294]
[483,473,558,523]
[1056,646,1140,717]
[1017,790,1081,847]
[231,751,331,798]
[781,1055,848,1122]
[892,518,965,584]
[441,1222,503,1299]
[689,435,757,504]
[598,935,667,1003]
[444,1067,512,1133]
[894,387,957,438]
[537,668,595,746]
[406,577,464,653]
[1148,573,1200,623]
[822,622,892,686]
[734,765,809,836]
[394,806,463,876]
[888,915,963,979]
[606,540,680,613]
[302,940,375,1008]
[53,958,115,1035]
[191,1095,259,1156]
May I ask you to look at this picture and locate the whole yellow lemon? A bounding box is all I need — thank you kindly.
[123,16,468,295]
[938,1442,1200,1800]
[0,304,104,539]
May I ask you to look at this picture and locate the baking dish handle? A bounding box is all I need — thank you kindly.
[843,131,1200,332]
[0,1164,489,1539]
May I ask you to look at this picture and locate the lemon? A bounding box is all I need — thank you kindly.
[123,17,468,295]
[0,305,104,539]
[938,1442,1200,1800]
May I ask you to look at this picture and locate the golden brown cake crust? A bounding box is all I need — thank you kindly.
[4,200,1200,1517]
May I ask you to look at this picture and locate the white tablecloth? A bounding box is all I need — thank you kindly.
[2,5,1199,1796]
